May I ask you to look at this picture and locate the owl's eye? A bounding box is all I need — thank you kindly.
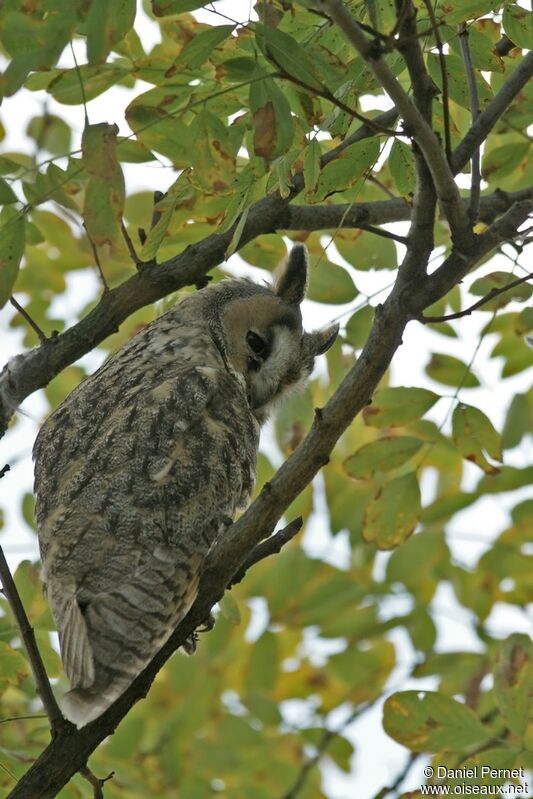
[246,331,268,357]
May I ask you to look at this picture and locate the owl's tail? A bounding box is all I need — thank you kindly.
[61,682,130,727]
[56,553,204,727]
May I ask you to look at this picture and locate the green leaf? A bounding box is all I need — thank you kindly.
[239,236,287,271]
[0,642,29,693]
[303,138,321,198]
[364,386,439,428]
[426,353,480,388]
[140,170,193,261]
[502,4,533,50]
[345,305,374,349]
[82,122,125,248]
[26,114,71,156]
[428,53,492,111]
[363,472,421,549]
[493,634,533,740]
[116,137,155,163]
[336,229,398,271]
[482,142,530,186]
[0,176,17,203]
[0,2,82,96]
[256,25,323,92]
[441,0,505,25]
[188,110,236,192]
[44,64,130,105]
[85,0,136,64]
[344,436,424,480]
[451,403,502,474]
[218,593,241,626]
[245,631,279,695]
[170,25,235,71]
[502,392,533,450]
[387,531,450,603]
[152,0,218,14]
[389,139,415,196]
[307,253,358,305]
[0,209,25,308]
[469,271,532,311]
[313,138,379,201]
[383,691,492,752]
[421,491,479,525]
[250,79,293,160]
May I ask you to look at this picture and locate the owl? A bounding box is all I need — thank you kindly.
[33,244,338,727]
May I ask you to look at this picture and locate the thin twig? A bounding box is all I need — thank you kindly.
[0,546,64,731]
[380,752,421,797]
[266,52,399,137]
[83,223,109,292]
[9,297,47,343]
[458,23,481,220]
[419,269,533,323]
[121,221,144,270]
[0,714,48,725]
[282,701,374,798]
[229,517,303,587]
[0,464,10,479]
[421,0,452,165]
[79,765,115,799]
[452,50,533,174]
[315,0,473,251]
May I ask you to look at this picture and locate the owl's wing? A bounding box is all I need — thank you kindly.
[35,363,256,726]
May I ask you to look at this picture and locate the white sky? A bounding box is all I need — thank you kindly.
[0,2,532,796]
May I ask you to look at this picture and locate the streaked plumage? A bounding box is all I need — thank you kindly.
[33,245,338,727]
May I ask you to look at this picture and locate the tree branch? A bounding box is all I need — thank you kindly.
[458,23,481,220]
[407,199,533,312]
[420,0,452,164]
[9,297,47,343]
[0,108,396,437]
[1,183,529,438]
[419,269,533,323]
[394,0,438,282]
[452,50,533,174]
[285,187,533,234]
[314,0,473,251]
[0,545,64,732]
[6,192,532,799]
[229,517,303,587]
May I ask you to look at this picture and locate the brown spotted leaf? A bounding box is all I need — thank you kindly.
[363,472,421,549]
[383,690,492,752]
[82,122,125,248]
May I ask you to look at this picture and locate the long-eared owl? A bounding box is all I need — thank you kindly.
[33,244,338,727]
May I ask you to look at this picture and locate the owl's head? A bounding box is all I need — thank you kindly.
[216,244,338,422]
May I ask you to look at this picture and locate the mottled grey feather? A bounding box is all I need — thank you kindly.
[34,247,338,727]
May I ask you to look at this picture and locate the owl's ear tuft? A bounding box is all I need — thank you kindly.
[275,244,309,305]
[304,323,339,356]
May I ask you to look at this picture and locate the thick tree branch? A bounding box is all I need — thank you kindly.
[286,187,533,233]
[1,184,529,437]
[406,199,533,312]
[8,187,530,795]
[7,260,409,799]
[315,0,473,250]
[452,50,533,174]
[0,109,396,436]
